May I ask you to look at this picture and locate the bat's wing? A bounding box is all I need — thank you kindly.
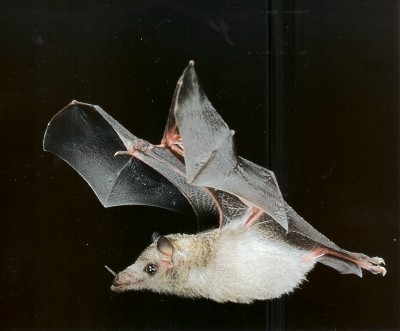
[43,101,218,219]
[169,61,288,230]
[284,203,340,252]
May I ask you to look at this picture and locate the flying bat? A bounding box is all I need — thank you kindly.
[43,61,386,303]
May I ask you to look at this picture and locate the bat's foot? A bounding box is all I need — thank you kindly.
[361,255,385,266]
[354,254,386,276]
[308,248,387,276]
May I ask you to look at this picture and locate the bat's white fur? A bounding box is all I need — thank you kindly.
[112,222,316,303]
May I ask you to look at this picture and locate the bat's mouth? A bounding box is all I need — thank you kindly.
[111,283,129,292]
[111,282,144,292]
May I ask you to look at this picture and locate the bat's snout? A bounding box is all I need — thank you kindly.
[112,273,128,287]
[111,273,129,292]
[111,269,145,292]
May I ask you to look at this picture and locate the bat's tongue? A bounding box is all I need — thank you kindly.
[105,265,117,277]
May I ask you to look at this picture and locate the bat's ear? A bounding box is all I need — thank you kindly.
[151,232,161,243]
[156,236,174,267]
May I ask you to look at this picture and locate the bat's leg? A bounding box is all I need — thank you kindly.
[306,247,387,275]
[153,142,184,158]
[158,132,184,157]
[160,124,183,155]
[168,143,184,157]
[245,207,265,227]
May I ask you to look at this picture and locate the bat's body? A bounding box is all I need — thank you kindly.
[111,222,316,303]
[43,61,386,303]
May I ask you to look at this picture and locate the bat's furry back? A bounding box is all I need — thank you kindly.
[44,61,386,303]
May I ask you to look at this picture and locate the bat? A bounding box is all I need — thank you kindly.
[43,60,386,303]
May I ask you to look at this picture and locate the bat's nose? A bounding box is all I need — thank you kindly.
[113,274,122,286]
[111,270,143,292]
[113,272,129,286]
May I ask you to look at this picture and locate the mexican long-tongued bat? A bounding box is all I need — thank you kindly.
[43,61,386,303]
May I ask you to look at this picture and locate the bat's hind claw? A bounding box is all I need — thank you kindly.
[370,265,387,276]
[359,255,387,276]
[369,256,385,266]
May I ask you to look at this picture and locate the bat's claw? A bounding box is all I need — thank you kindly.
[369,265,387,276]
[369,256,385,266]
[357,255,387,276]
[114,150,132,157]
[369,257,386,276]
[315,249,388,277]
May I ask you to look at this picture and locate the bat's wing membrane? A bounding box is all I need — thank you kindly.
[43,101,217,219]
[171,62,288,230]
[210,190,254,227]
[285,203,340,252]
[285,203,378,276]
[140,146,218,219]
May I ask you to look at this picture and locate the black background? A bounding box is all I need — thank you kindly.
[0,1,398,330]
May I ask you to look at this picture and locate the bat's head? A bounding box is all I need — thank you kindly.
[111,232,182,294]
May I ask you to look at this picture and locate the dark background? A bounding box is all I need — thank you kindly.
[0,1,398,330]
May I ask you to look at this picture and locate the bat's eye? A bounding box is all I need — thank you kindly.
[144,263,158,275]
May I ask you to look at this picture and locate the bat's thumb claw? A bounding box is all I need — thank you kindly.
[114,150,132,157]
